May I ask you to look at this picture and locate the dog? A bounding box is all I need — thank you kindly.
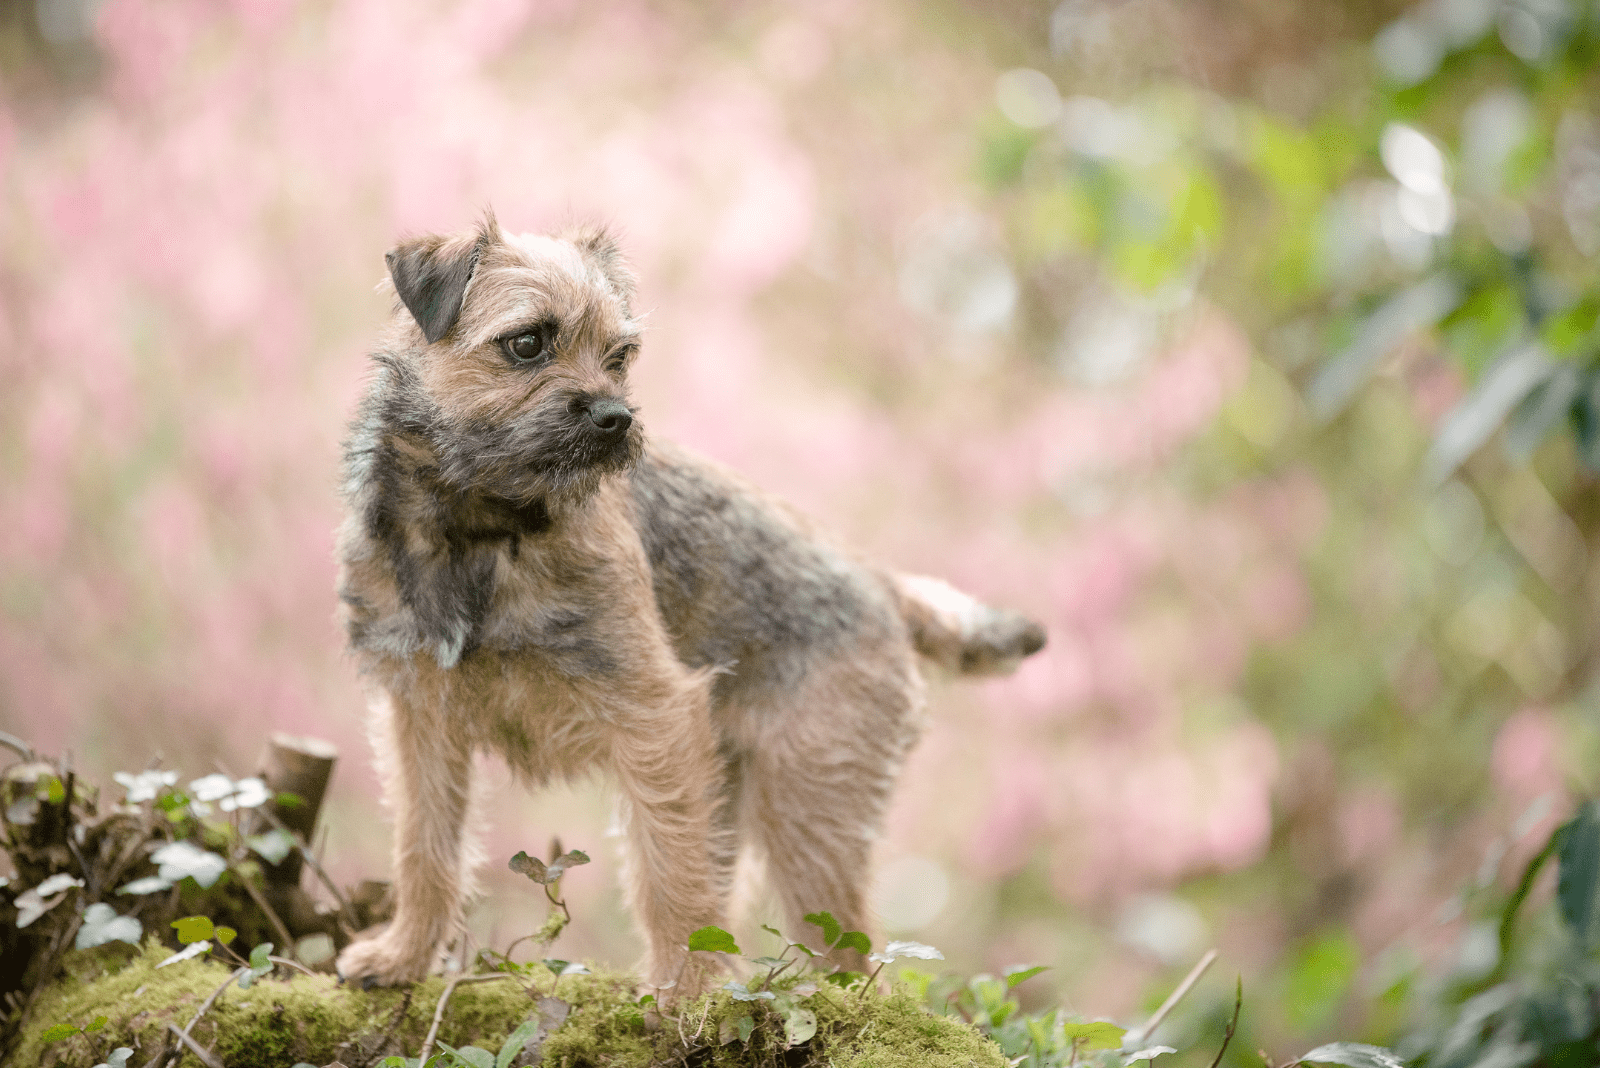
[332,214,1046,998]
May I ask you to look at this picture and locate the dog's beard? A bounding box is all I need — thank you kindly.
[433,391,643,506]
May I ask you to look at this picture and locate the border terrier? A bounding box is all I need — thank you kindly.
[333,214,1046,997]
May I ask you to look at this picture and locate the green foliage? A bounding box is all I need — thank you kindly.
[689,925,742,954]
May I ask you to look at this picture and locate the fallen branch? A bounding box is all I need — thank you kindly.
[149,967,245,1068]
[417,973,519,1063]
[165,1023,223,1068]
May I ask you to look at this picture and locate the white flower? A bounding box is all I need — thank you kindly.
[189,773,236,803]
[220,777,270,811]
[113,770,178,804]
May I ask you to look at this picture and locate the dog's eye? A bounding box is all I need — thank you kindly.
[504,331,547,365]
[605,345,637,375]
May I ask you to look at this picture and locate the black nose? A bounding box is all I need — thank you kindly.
[586,399,633,435]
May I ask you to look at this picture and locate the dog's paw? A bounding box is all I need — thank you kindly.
[336,933,432,988]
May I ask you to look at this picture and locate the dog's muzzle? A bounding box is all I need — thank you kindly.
[585,398,633,439]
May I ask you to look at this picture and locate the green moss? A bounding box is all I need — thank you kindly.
[16,940,558,1067]
[17,946,1004,1068]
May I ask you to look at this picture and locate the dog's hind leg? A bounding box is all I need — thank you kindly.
[742,650,925,972]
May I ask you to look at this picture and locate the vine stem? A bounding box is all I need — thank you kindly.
[417,973,518,1062]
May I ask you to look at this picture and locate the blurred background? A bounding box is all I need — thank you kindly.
[3,0,1600,1062]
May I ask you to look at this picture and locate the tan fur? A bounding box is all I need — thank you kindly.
[333,217,1044,999]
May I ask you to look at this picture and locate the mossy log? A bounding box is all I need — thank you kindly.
[18,942,1008,1068]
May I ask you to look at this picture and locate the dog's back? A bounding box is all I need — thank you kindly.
[630,440,1047,707]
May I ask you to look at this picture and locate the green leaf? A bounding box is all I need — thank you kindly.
[171,916,215,944]
[1005,965,1049,989]
[495,1020,542,1068]
[246,829,295,866]
[687,926,740,954]
[1309,275,1464,418]
[824,971,863,987]
[1558,801,1600,946]
[783,1006,818,1046]
[737,1015,755,1044]
[1298,1042,1405,1068]
[275,792,306,809]
[544,849,591,883]
[835,930,871,954]
[804,911,841,948]
[1285,929,1361,1030]
[724,981,775,1002]
[1541,293,1600,357]
[214,925,237,947]
[508,851,550,884]
[39,1023,79,1043]
[1061,1021,1127,1051]
[44,776,65,804]
[85,1015,107,1032]
[249,943,273,971]
[436,1041,494,1068]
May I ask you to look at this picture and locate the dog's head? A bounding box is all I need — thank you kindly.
[379,213,645,506]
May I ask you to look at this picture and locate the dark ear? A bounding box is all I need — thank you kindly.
[568,224,636,307]
[385,216,501,344]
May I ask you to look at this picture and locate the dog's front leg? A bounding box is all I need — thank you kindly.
[338,684,475,986]
[610,676,725,1002]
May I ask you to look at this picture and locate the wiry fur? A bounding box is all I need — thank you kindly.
[333,216,1046,998]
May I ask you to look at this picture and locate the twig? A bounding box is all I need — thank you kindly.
[353,986,415,1068]
[417,973,519,1062]
[0,729,34,761]
[255,805,360,930]
[165,1023,224,1068]
[1205,979,1244,1068]
[1126,948,1218,1047]
[267,954,318,978]
[158,967,246,1068]
[234,862,297,954]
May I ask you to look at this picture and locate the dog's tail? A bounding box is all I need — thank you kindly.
[894,574,1047,676]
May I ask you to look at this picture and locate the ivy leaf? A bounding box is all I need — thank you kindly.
[151,841,228,889]
[435,1042,494,1068]
[39,1023,80,1043]
[1297,1042,1406,1068]
[1062,1021,1128,1051]
[220,777,270,812]
[688,925,740,954]
[157,940,211,968]
[724,981,776,1002]
[15,875,84,927]
[835,931,872,955]
[783,1006,818,1046]
[803,911,841,948]
[495,1019,542,1068]
[868,940,942,964]
[544,850,590,882]
[246,830,295,866]
[508,851,550,884]
[116,875,173,896]
[113,770,178,804]
[76,904,143,949]
[1005,964,1049,989]
[171,915,216,944]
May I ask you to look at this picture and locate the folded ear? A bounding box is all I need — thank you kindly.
[567,223,636,308]
[385,215,502,344]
